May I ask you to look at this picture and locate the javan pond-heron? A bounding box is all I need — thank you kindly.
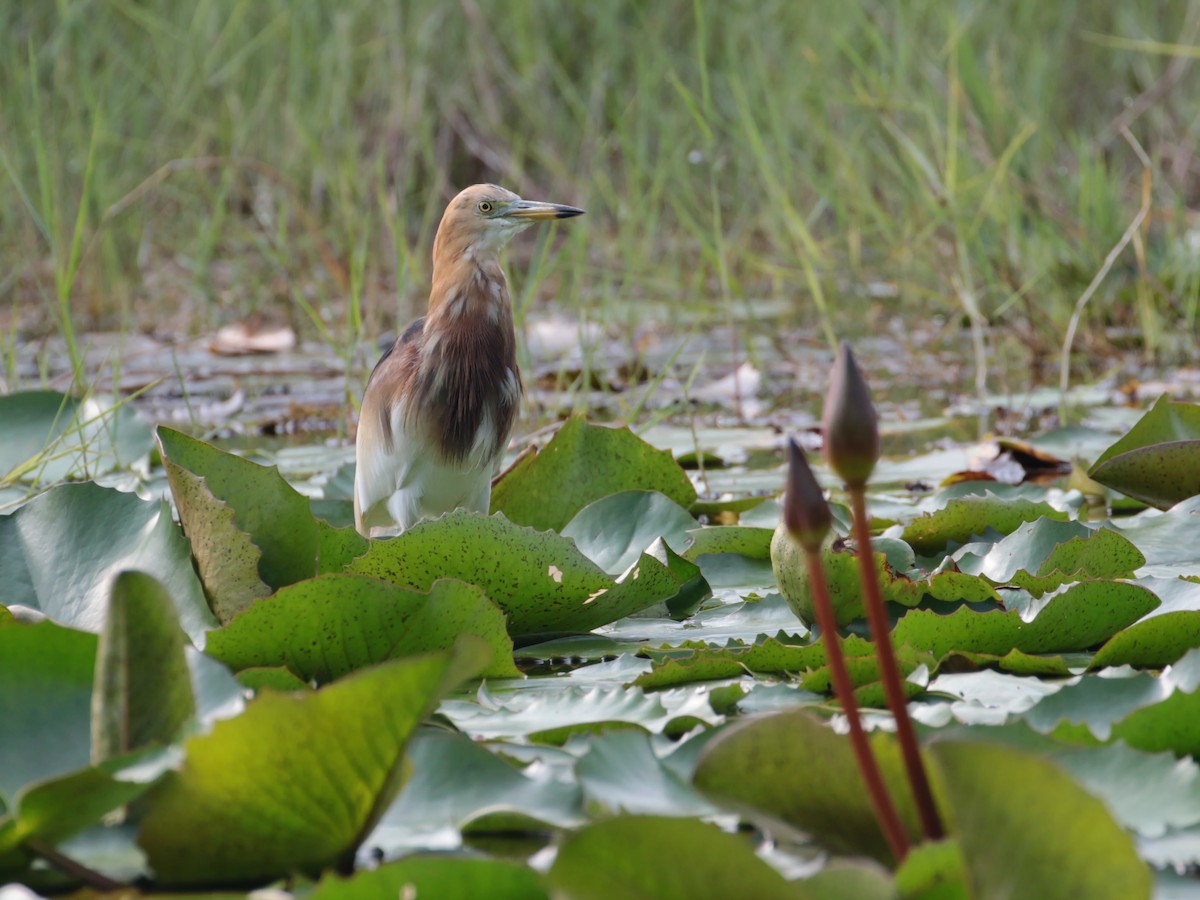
[354,184,584,538]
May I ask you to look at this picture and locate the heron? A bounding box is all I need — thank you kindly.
[354,184,584,538]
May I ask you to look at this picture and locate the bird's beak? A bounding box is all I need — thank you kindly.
[503,199,585,221]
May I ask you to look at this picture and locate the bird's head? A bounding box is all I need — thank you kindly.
[434,184,585,261]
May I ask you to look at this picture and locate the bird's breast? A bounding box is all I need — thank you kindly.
[407,313,521,468]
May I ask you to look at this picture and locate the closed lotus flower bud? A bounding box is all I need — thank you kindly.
[782,438,831,552]
[822,341,880,488]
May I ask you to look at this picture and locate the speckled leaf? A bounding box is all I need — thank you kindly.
[490,415,697,532]
[682,525,774,561]
[547,815,811,900]
[158,427,367,601]
[634,635,929,699]
[205,574,518,681]
[1092,610,1200,669]
[902,495,1069,555]
[346,511,686,636]
[236,667,311,692]
[693,708,920,864]
[929,741,1151,900]
[158,457,271,622]
[308,856,549,900]
[961,519,1143,592]
[1091,440,1200,511]
[92,571,196,763]
[0,482,215,642]
[1092,394,1200,469]
[317,522,370,572]
[892,841,967,900]
[944,648,1075,677]
[891,581,1158,658]
[138,642,489,887]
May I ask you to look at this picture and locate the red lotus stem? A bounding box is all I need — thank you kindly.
[803,543,911,862]
[784,439,909,861]
[848,486,944,841]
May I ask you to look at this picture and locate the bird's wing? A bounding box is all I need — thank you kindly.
[354,320,425,535]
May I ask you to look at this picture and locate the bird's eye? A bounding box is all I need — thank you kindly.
[478,200,493,213]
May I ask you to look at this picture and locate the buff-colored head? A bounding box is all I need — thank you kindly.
[433,184,584,262]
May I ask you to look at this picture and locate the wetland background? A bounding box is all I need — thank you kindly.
[3,1,1200,451]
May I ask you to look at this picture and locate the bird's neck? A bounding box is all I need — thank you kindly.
[411,249,521,465]
[427,249,510,327]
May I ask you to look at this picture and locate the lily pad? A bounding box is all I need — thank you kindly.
[902,495,1069,555]
[561,491,696,575]
[1090,395,1200,510]
[1091,440,1200,511]
[157,427,367,609]
[491,415,697,532]
[92,571,196,763]
[0,390,152,485]
[369,728,583,853]
[308,856,549,900]
[0,745,172,860]
[891,581,1159,659]
[205,575,518,681]
[929,740,1151,900]
[547,814,811,900]
[0,482,215,643]
[138,641,489,886]
[0,622,96,804]
[692,708,919,864]
[346,511,687,637]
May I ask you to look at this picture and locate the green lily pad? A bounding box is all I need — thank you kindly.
[0,622,96,803]
[575,730,716,817]
[346,511,687,637]
[1090,395,1200,510]
[891,581,1159,658]
[1092,610,1200,669]
[0,390,152,484]
[138,641,489,886]
[547,814,812,900]
[929,740,1151,900]
[958,520,1144,595]
[692,708,919,864]
[236,667,312,692]
[772,526,1001,627]
[1050,743,1200,839]
[0,482,215,643]
[892,840,968,900]
[205,575,518,681]
[903,495,1069,556]
[308,856,549,900]
[369,729,583,852]
[92,571,196,763]
[491,415,697,532]
[1091,440,1200,511]
[0,745,172,860]
[157,427,367,615]
[635,635,930,703]
[561,491,696,575]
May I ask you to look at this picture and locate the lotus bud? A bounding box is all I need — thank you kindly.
[822,341,880,488]
[783,438,832,552]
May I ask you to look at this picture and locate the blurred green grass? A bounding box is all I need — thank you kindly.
[3,0,1199,377]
